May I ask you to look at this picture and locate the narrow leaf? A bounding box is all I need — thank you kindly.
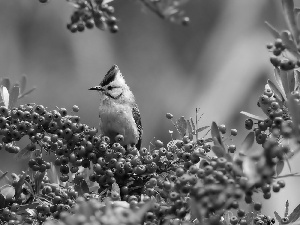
[187,120,193,140]
[190,117,195,131]
[274,68,288,101]
[276,160,284,176]
[18,202,39,212]
[279,70,292,98]
[211,122,223,147]
[48,163,60,185]
[0,86,9,108]
[8,85,19,109]
[0,194,5,209]
[14,173,25,199]
[287,94,300,136]
[1,78,10,91]
[196,126,210,133]
[288,70,296,93]
[18,87,36,100]
[240,111,265,121]
[267,80,285,103]
[24,180,34,196]
[274,211,282,223]
[14,146,33,161]
[289,203,300,223]
[282,0,300,44]
[19,75,27,94]
[265,21,280,38]
[294,70,300,89]
[0,171,8,182]
[240,132,255,154]
[34,172,45,194]
[285,156,292,173]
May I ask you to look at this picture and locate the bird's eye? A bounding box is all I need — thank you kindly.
[107,86,112,90]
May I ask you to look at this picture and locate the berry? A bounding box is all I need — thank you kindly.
[230,129,238,136]
[166,113,173,119]
[219,124,226,134]
[230,216,239,225]
[72,105,79,112]
[245,119,253,130]
[253,202,262,211]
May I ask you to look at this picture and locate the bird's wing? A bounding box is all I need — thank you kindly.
[132,104,143,150]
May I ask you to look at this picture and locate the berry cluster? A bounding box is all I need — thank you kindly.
[66,1,118,33]
[267,38,297,71]
[37,0,191,33]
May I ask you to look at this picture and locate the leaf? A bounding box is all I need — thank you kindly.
[34,172,45,194]
[243,157,260,186]
[211,122,224,147]
[278,69,293,98]
[74,179,89,196]
[176,116,187,137]
[9,85,20,109]
[24,180,34,196]
[282,0,300,44]
[102,0,114,4]
[280,30,298,55]
[240,111,264,121]
[287,94,300,137]
[189,198,203,223]
[0,194,5,209]
[285,156,292,173]
[195,126,210,134]
[0,86,9,108]
[274,68,288,100]
[48,163,60,185]
[212,146,225,158]
[0,185,15,200]
[267,80,285,103]
[14,173,25,200]
[276,160,285,176]
[290,204,300,223]
[0,171,8,182]
[274,211,282,223]
[265,21,280,38]
[190,117,195,132]
[18,87,36,100]
[240,132,255,154]
[187,120,193,140]
[14,146,33,161]
[294,70,300,89]
[19,75,27,94]
[18,202,39,214]
[1,78,10,91]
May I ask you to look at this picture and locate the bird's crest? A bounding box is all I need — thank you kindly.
[100,65,120,87]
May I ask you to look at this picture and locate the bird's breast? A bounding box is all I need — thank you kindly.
[98,101,138,145]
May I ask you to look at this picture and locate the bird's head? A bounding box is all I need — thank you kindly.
[89,65,135,103]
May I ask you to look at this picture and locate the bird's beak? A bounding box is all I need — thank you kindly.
[89,86,104,91]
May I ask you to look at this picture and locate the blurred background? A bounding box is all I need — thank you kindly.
[0,0,299,217]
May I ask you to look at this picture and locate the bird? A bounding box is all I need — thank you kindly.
[89,65,143,150]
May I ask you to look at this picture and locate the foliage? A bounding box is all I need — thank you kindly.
[37,0,190,33]
[2,1,300,225]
